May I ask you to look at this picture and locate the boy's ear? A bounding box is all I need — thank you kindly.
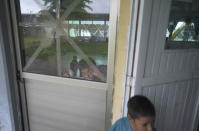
[127,114,133,120]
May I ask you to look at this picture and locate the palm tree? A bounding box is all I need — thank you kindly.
[42,0,93,14]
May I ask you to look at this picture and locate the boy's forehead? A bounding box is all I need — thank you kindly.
[136,116,155,123]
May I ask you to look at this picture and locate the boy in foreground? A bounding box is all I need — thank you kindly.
[110,95,156,131]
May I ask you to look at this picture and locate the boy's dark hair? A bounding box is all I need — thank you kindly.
[78,57,96,71]
[78,59,89,71]
[127,95,155,119]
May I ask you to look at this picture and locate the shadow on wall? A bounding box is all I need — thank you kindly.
[198,124,199,131]
[0,121,1,131]
[0,103,12,131]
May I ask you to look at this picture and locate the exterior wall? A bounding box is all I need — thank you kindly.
[111,0,131,123]
[0,21,14,131]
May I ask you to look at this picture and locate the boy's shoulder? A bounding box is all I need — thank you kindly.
[116,117,129,124]
[109,117,132,131]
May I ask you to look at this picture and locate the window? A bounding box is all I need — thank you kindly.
[165,0,199,49]
[18,0,110,82]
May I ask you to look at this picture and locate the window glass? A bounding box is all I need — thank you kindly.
[165,0,199,49]
[18,0,110,82]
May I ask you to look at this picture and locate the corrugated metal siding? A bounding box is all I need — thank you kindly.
[145,36,199,77]
[142,80,199,131]
[143,0,199,78]
[128,0,199,131]
[158,52,199,75]
[134,0,199,130]
[25,79,106,131]
[143,0,171,77]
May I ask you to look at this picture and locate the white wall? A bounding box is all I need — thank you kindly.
[0,21,14,131]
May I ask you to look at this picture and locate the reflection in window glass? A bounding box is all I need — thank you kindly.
[18,0,110,82]
[69,20,79,24]
[93,21,105,25]
[106,21,109,25]
[165,0,199,49]
[81,21,92,24]
[80,30,91,37]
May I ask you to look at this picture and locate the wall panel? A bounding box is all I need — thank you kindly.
[142,80,199,131]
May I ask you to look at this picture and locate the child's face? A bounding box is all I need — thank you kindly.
[128,115,155,131]
[80,68,90,79]
[80,68,95,80]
